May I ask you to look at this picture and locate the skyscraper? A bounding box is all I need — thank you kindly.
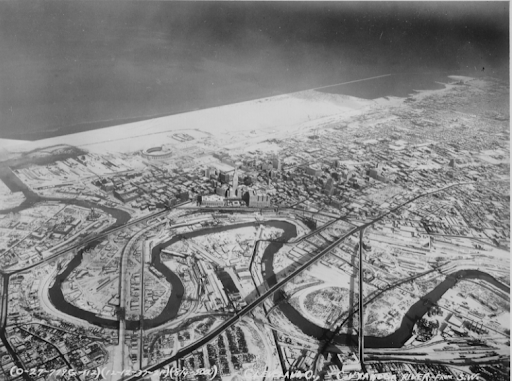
[272,155,282,171]
[232,169,238,190]
[324,177,335,196]
[219,171,232,184]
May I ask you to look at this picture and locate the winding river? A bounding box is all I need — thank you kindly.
[258,223,509,348]
[7,147,508,350]
[48,220,293,330]
[47,217,509,349]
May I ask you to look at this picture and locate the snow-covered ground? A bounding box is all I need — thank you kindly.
[0,89,373,155]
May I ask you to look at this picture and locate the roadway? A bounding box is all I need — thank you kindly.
[126,180,491,380]
[176,204,349,223]
[1,207,170,277]
[1,179,504,380]
[1,201,194,278]
[247,213,344,289]
[139,240,146,371]
[124,224,360,380]
[0,202,189,381]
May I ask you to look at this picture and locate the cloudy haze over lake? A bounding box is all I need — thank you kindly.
[0,1,508,140]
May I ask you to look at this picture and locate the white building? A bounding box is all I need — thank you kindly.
[201,194,225,207]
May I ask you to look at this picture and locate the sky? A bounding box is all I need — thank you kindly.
[0,1,509,140]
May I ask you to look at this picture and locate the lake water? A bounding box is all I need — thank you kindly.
[318,72,452,100]
[2,2,506,141]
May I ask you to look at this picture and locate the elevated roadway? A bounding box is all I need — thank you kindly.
[126,180,497,380]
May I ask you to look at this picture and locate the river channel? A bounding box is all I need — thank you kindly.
[48,217,509,349]
[49,220,294,330]
[259,224,509,349]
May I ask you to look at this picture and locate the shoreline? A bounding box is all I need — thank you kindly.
[0,74,466,157]
[0,89,370,155]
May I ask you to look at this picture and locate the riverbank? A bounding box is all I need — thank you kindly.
[43,211,509,350]
[46,219,298,330]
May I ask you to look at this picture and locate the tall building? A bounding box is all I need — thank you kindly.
[205,166,218,178]
[232,169,238,190]
[219,171,232,184]
[324,177,335,196]
[246,191,271,208]
[272,155,282,171]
